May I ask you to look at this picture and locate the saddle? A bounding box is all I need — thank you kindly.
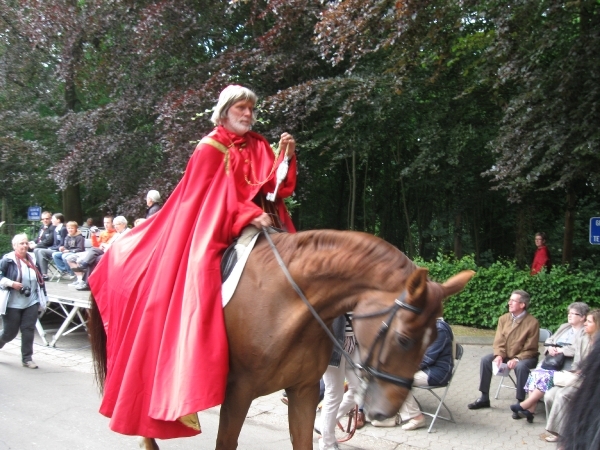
[220,239,239,282]
[220,226,284,282]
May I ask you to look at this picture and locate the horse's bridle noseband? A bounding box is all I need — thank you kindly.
[262,228,423,390]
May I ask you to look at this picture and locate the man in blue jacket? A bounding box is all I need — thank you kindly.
[372,317,454,430]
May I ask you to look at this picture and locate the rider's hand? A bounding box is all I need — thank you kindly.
[250,213,272,229]
[279,133,296,159]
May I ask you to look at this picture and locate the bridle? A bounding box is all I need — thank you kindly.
[262,228,423,390]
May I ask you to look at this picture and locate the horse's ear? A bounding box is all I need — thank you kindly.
[441,270,475,299]
[405,268,429,307]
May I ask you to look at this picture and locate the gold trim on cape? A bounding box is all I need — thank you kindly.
[177,413,201,431]
[200,137,230,174]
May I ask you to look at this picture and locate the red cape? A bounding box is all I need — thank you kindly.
[89,126,296,438]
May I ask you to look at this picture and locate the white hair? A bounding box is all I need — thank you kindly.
[12,233,28,246]
[113,216,128,226]
[210,85,258,126]
[146,190,161,203]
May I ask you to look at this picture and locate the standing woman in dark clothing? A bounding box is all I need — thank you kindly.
[0,233,47,368]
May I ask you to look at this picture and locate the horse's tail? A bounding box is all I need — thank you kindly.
[88,293,107,394]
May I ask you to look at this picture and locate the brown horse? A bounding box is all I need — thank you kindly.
[89,229,474,450]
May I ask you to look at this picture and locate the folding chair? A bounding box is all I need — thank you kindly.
[414,342,463,433]
[494,328,552,399]
[46,257,63,282]
[80,228,90,239]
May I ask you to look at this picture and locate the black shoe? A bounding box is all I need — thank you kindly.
[512,411,521,420]
[42,275,49,281]
[510,403,524,413]
[467,398,491,410]
[521,409,534,423]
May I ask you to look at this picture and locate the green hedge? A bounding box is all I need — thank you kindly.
[0,234,12,256]
[415,254,600,332]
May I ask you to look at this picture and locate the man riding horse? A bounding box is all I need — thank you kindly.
[89,86,475,450]
[89,85,297,438]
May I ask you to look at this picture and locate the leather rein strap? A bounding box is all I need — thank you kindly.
[261,228,421,390]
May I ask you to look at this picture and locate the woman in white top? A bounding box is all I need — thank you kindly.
[0,233,47,368]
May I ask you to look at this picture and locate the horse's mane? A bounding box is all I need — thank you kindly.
[274,230,416,289]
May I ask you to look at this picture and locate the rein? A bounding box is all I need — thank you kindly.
[262,228,422,390]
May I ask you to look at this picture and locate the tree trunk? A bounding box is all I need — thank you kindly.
[562,188,576,265]
[515,203,533,268]
[453,211,462,259]
[362,155,368,232]
[61,36,83,224]
[62,184,83,224]
[399,176,414,258]
[346,151,357,230]
[473,200,480,264]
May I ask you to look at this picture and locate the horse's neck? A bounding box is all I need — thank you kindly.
[283,230,415,318]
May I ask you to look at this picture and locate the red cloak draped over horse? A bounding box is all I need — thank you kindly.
[89,125,296,439]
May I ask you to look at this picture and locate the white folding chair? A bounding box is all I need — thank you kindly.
[46,257,63,283]
[80,228,90,239]
[414,342,463,433]
[495,328,552,399]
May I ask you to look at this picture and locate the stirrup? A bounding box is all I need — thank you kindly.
[178,413,201,431]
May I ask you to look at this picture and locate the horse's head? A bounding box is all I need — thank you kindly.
[352,268,474,422]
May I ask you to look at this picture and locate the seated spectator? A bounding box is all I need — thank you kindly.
[317,314,360,450]
[83,218,94,228]
[68,216,129,291]
[90,216,116,248]
[371,317,454,430]
[542,310,598,442]
[28,211,53,250]
[33,213,67,280]
[145,190,162,218]
[508,302,589,421]
[52,221,85,279]
[467,290,539,410]
[100,216,130,251]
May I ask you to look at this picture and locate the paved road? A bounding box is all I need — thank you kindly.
[0,331,555,450]
[1,283,555,449]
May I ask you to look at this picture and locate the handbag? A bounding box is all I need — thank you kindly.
[541,352,566,370]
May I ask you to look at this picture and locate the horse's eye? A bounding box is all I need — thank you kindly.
[395,333,415,351]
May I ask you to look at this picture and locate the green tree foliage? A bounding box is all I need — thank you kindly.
[482,0,600,200]
[0,0,598,269]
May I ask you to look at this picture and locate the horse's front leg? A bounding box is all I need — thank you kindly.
[216,381,255,450]
[286,382,320,450]
[138,437,159,449]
